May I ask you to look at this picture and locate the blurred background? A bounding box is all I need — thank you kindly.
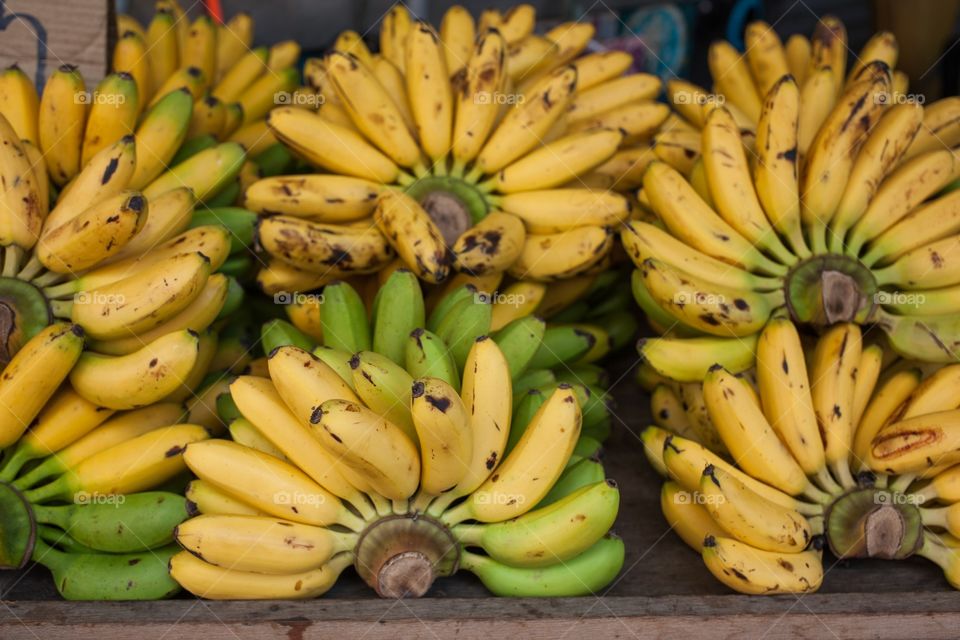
[118,0,960,99]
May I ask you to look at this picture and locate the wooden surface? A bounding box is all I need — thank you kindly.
[3,352,960,638]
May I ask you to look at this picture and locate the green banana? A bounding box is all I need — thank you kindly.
[639,334,759,382]
[217,276,246,319]
[555,364,609,388]
[538,457,606,507]
[37,525,98,554]
[372,269,425,365]
[30,492,187,553]
[189,207,257,254]
[146,142,246,201]
[459,534,625,597]
[876,309,960,362]
[582,415,612,442]
[427,285,476,332]
[492,315,546,378]
[261,319,317,355]
[436,295,492,370]
[527,325,596,370]
[453,481,619,568]
[320,281,371,354]
[312,345,356,389]
[204,180,241,207]
[594,310,638,352]
[217,391,243,424]
[253,143,296,177]
[170,133,217,165]
[572,435,602,461]
[349,350,417,442]
[405,328,460,389]
[512,368,556,404]
[506,388,547,456]
[549,301,590,324]
[32,539,182,600]
[585,286,634,320]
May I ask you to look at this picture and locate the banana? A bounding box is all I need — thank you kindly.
[257,258,332,295]
[847,149,956,257]
[785,34,811,85]
[444,385,580,524]
[810,323,861,486]
[0,116,41,249]
[809,15,847,95]
[0,64,39,144]
[265,343,358,419]
[367,57,417,136]
[567,74,661,124]
[570,51,632,91]
[660,480,726,551]
[267,40,300,71]
[852,344,884,428]
[410,376,472,495]
[639,258,780,337]
[507,226,613,281]
[491,129,623,193]
[405,22,452,163]
[589,145,658,191]
[144,9,180,93]
[108,187,196,264]
[652,128,700,175]
[371,268,424,365]
[332,30,373,67]
[677,383,727,453]
[914,465,960,503]
[34,540,181,601]
[642,162,785,275]
[754,75,808,257]
[440,5,475,79]
[651,385,698,439]
[454,480,617,567]
[567,101,669,143]
[81,73,139,166]
[703,366,808,495]
[851,367,922,468]
[311,398,420,501]
[905,97,960,160]
[0,323,84,449]
[405,328,459,389]
[449,28,505,169]
[756,317,825,475]
[498,189,630,233]
[257,215,393,275]
[700,465,812,552]
[213,47,267,102]
[349,350,417,443]
[877,310,960,362]
[505,35,555,83]
[379,4,411,72]
[149,66,206,107]
[474,65,577,175]
[850,31,898,84]
[374,190,451,284]
[873,233,960,289]
[68,330,200,410]
[797,65,836,158]
[621,220,778,291]
[113,30,151,106]
[12,404,185,490]
[182,15,217,89]
[435,295,493,369]
[228,418,287,460]
[144,142,246,201]
[216,12,254,77]
[38,64,87,185]
[245,175,382,222]
[236,66,299,125]
[638,334,758,382]
[702,535,822,595]
[24,424,208,503]
[311,346,355,389]
[0,386,112,481]
[186,94,225,141]
[535,22,594,77]
[175,514,354,574]
[183,438,362,528]
[801,61,889,252]
[31,491,186,553]
[489,281,545,331]
[319,280,371,353]
[829,102,924,254]
[708,40,761,123]
[868,410,960,474]
[864,190,960,267]
[185,375,233,433]
[451,211,525,276]
[744,21,789,98]
[892,363,960,420]
[460,534,624,597]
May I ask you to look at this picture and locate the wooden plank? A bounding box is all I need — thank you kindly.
[2,352,960,637]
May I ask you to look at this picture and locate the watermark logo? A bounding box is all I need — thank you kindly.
[874,290,925,309]
[673,490,725,506]
[672,91,724,106]
[874,492,925,506]
[474,490,526,506]
[874,92,925,106]
[274,491,327,506]
[474,91,524,106]
[674,291,725,306]
[74,91,127,106]
[75,491,126,505]
[474,290,526,306]
[75,292,126,305]
[274,91,324,108]
[274,291,324,305]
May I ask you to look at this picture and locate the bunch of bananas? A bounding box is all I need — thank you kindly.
[171,320,623,598]
[247,3,665,289]
[643,319,960,594]
[626,17,960,366]
[0,320,213,599]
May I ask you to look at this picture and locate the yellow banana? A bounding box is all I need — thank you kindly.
[808,16,847,96]
[0,64,39,144]
[216,12,253,79]
[267,41,301,71]
[452,211,525,276]
[796,65,835,158]
[440,5,475,79]
[405,22,453,163]
[489,281,546,330]
[0,113,43,249]
[744,21,789,98]
[566,74,661,124]
[852,368,922,468]
[81,73,139,166]
[185,479,262,517]
[257,215,393,275]
[507,226,613,281]
[410,377,472,496]
[212,47,268,102]
[113,30,151,107]
[245,174,381,222]
[661,481,726,551]
[785,34,811,85]
[905,97,960,160]
[107,187,195,263]
[256,258,332,295]
[863,189,960,267]
[184,16,218,89]
[499,188,630,233]
[379,4,412,72]
[332,30,373,67]
[374,190,450,284]
[708,40,761,123]
[702,535,822,595]
[38,65,87,186]
[571,51,633,91]
[810,323,861,486]
[145,9,179,95]
[867,410,960,475]
[237,66,298,124]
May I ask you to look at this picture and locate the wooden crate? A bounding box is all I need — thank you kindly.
[3,353,960,639]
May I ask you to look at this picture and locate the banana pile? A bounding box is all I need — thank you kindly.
[643,319,960,594]
[246,3,666,288]
[171,315,623,598]
[626,17,960,366]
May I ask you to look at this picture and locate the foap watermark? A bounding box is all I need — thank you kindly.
[74,90,127,106]
[874,492,925,506]
[75,291,126,305]
[274,91,324,108]
[475,290,526,306]
[274,291,324,305]
[874,290,926,309]
[672,91,724,107]
[473,490,526,507]
[674,291,725,306]
[75,491,126,506]
[274,491,327,507]
[474,91,524,106]
[874,91,925,106]
[672,490,725,506]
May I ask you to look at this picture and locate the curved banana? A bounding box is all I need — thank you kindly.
[245,175,382,222]
[702,535,822,595]
[257,215,394,275]
[38,65,87,186]
[498,189,630,233]
[410,377,472,496]
[374,190,451,284]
